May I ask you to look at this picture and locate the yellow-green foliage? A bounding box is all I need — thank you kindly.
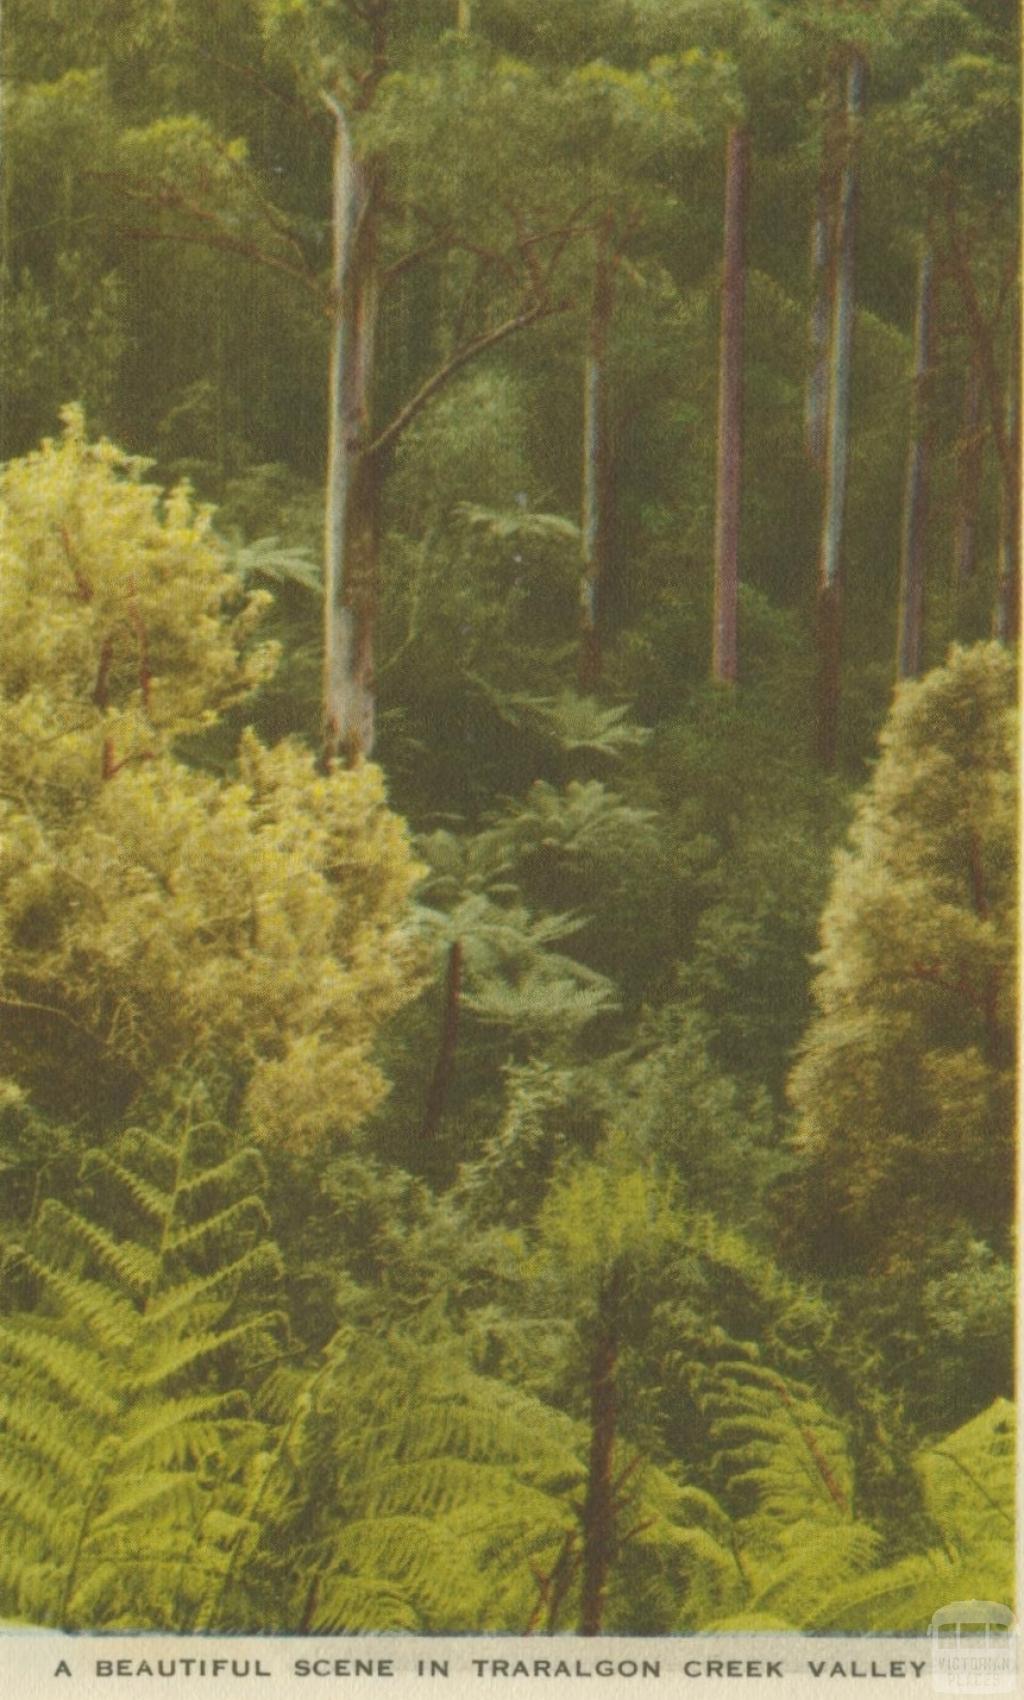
[1,405,274,758]
[0,413,424,1146]
[788,643,1017,1251]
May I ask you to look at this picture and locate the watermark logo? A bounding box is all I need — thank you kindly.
[930,1600,1016,1694]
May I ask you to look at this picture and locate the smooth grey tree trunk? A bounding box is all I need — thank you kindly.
[805,177,830,467]
[322,94,379,770]
[712,125,749,685]
[816,52,865,769]
[896,245,935,679]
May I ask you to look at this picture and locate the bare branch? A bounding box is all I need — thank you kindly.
[92,170,325,299]
[210,137,320,284]
[366,299,565,462]
[380,233,452,284]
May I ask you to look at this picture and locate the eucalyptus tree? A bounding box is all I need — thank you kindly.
[6,2,595,766]
[787,0,1009,758]
[895,241,936,678]
[897,44,1021,643]
[248,3,597,765]
[552,51,740,690]
[634,0,807,687]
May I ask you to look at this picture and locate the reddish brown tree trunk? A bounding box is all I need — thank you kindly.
[897,245,935,680]
[712,125,749,685]
[953,356,983,587]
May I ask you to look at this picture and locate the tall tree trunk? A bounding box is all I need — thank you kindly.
[322,95,379,770]
[816,52,865,770]
[579,1270,621,1637]
[942,187,1019,645]
[805,175,831,466]
[896,244,935,679]
[995,357,1020,643]
[579,219,615,695]
[953,355,983,587]
[456,0,472,28]
[712,125,750,685]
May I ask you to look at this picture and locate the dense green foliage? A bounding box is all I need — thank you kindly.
[0,0,1016,1635]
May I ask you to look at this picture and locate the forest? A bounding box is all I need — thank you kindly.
[0,0,1018,1636]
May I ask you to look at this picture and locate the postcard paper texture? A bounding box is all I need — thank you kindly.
[0,3,1018,1698]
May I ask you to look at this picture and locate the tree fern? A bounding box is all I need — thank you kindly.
[235,1332,589,1632]
[232,1328,742,1635]
[0,1111,283,1628]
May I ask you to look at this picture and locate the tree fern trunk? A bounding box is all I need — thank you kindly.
[322,95,379,770]
[579,220,615,695]
[418,940,463,1141]
[712,125,749,685]
[896,245,935,680]
[579,1271,620,1636]
[816,52,865,769]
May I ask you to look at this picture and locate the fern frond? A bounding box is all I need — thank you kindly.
[80,1151,171,1224]
[304,1572,421,1633]
[918,1398,1014,1548]
[806,1549,955,1632]
[133,1314,286,1389]
[175,1150,268,1205]
[12,1255,138,1351]
[745,1523,880,1615]
[0,1390,97,1489]
[146,1245,284,1324]
[87,1470,209,1533]
[164,1196,272,1258]
[35,1201,158,1295]
[0,1121,291,1631]
[0,1455,72,1546]
[0,1322,120,1418]
[118,1390,252,1447]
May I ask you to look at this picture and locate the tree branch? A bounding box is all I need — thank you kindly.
[366,300,563,461]
[210,137,320,283]
[114,224,323,300]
